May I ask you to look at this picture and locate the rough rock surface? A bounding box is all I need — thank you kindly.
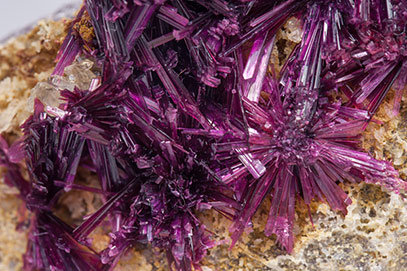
[0,192,27,271]
[199,182,407,271]
[0,19,67,135]
[363,94,407,179]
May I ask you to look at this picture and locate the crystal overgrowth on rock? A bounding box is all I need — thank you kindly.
[209,0,404,252]
[0,0,406,270]
[326,0,407,116]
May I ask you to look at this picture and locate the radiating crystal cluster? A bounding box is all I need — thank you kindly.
[0,1,406,271]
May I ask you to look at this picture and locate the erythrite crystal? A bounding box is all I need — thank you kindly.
[23,100,86,210]
[0,101,102,271]
[52,6,88,76]
[1,0,407,270]
[59,72,236,270]
[208,14,405,251]
[327,0,407,116]
[24,211,103,271]
[0,136,29,199]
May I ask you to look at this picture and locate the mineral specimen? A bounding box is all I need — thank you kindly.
[0,1,406,271]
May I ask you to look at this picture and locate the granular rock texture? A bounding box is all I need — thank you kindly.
[270,17,302,74]
[198,182,407,271]
[0,19,67,134]
[0,193,27,271]
[363,94,407,179]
